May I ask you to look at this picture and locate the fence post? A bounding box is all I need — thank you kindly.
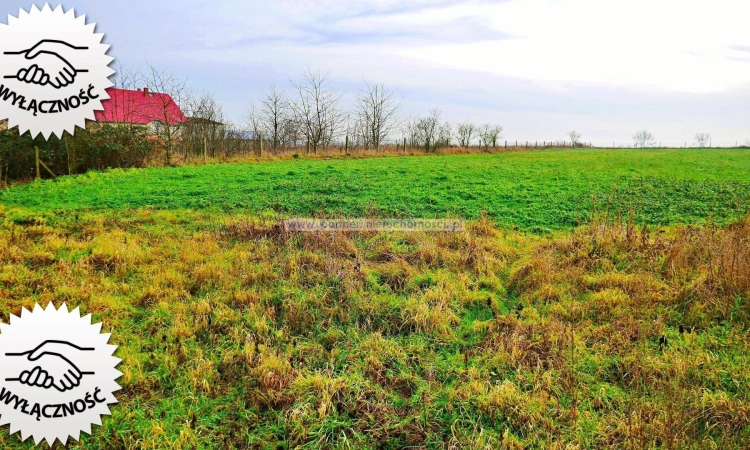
[65,141,71,175]
[35,146,40,180]
[504,140,507,149]
[203,136,207,162]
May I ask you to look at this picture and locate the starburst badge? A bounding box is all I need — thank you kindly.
[0,4,114,139]
[0,303,121,446]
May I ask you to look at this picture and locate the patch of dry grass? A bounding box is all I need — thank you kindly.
[0,207,748,448]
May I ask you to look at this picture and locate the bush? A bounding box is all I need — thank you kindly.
[0,123,155,182]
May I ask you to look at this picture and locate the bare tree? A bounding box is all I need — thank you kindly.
[456,122,476,148]
[402,114,421,148]
[632,130,655,148]
[246,104,262,144]
[437,121,452,148]
[478,124,503,150]
[111,62,141,91]
[183,92,226,158]
[568,130,582,147]
[290,69,343,154]
[414,108,442,153]
[694,132,711,148]
[259,87,289,151]
[142,63,188,165]
[354,81,400,150]
[281,114,303,148]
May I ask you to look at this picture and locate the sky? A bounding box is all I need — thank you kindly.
[3,0,750,146]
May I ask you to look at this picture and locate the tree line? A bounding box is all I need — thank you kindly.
[0,63,743,183]
[245,69,508,155]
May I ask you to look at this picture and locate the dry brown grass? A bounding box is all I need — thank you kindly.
[0,208,748,448]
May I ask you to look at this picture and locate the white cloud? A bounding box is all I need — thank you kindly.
[393,0,750,92]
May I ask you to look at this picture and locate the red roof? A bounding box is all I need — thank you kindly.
[95,88,187,125]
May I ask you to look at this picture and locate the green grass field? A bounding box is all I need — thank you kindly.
[3,148,750,231]
[1,148,749,449]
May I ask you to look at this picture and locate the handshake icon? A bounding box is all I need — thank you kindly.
[3,39,89,89]
[4,340,95,392]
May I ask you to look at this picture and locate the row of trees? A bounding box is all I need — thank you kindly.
[245,71,728,153]
[245,69,510,154]
[631,131,716,148]
[246,70,404,154]
[1,63,742,182]
[107,65,735,156]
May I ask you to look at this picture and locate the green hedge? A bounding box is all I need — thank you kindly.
[0,124,155,182]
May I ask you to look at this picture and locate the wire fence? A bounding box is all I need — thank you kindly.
[594,142,750,149]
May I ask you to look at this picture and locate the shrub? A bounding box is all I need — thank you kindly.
[0,123,155,182]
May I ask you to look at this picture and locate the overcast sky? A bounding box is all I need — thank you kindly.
[5,0,750,145]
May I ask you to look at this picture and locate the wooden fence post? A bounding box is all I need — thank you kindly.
[403,137,406,152]
[66,141,71,175]
[345,135,349,154]
[35,146,40,180]
[34,146,56,178]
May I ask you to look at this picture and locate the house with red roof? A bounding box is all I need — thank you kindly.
[95,87,188,133]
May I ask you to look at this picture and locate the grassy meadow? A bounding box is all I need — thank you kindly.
[1,148,749,448]
[3,148,750,231]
